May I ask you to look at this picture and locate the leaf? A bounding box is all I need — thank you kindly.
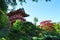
[12,0,17,5]
[0,0,8,12]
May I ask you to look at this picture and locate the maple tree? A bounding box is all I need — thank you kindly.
[40,20,54,31]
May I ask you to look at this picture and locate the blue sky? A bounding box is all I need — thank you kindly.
[9,0,60,24]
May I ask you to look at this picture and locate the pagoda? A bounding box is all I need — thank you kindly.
[7,8,29,27]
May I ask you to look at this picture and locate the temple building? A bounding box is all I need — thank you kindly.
[7,8,29,27]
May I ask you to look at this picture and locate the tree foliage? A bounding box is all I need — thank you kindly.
[34,17,38,26]
[0,11,9,30]
[53,22,60,34]
[0,0,8,12]
[0,19,60,40]
[40,20,54,31]
[6,20,41,40]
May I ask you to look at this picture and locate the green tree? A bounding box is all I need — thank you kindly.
[12,20,22,30]
[33,17,38,26]
[0,10,9,30]
[0,10,9,40]
[0,0,8,12]
[7,20,41,40]
[53,22,60,34]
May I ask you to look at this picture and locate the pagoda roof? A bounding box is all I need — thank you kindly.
[7,8,29,17]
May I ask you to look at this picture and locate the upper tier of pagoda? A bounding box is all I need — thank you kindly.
[7,8,29,27]
[7,8,29,17]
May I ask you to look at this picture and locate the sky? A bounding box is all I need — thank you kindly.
[8,0,60,24]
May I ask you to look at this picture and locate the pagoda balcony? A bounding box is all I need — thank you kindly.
[9,17,26,21]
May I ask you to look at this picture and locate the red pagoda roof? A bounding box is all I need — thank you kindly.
[7,8,29,17]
